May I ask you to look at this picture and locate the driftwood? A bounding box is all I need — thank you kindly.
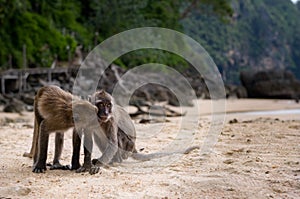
[129,103,186,118]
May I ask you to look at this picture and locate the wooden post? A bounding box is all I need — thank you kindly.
[66,45,71,66]
[48,70,52,83]
[18,72,23,94]
[23,44,27,69]
[23,72,29,92]
[1,77,5,94]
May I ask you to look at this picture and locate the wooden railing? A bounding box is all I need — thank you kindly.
[0,66,80,94]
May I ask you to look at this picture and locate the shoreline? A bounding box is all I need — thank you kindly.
[191,98,300,120]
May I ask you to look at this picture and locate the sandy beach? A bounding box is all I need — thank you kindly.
[0,99,299,198]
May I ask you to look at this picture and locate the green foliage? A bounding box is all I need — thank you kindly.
[0,0,80,68]
[13,12,78,67]
[3,0,299,85]
[115,49,189,72]
[89,0,232,69]
[180,0,233,21]
[0,0,232,70]
[28,0,91,45]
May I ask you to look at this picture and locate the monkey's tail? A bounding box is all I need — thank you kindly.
[131,146,199,161]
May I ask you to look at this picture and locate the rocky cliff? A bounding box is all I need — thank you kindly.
[182,0,300,84]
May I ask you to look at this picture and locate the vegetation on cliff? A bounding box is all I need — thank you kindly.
[0,0,299,84]
[183,0,300,83]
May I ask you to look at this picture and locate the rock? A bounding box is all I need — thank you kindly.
[226,84,248,98]
[229,118,238,124]
[0,63,209,107]
[0,93,8,105]
[20,94,34,105]
[236,86,248,98]
[3,98,24,113]
[223,159,234,164]
[240,69,300,99]
[182,67,209,99]
[25,105,34,112]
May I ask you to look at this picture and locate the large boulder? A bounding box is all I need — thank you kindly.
[240,69,300,99]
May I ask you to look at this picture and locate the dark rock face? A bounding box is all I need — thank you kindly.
[97,65,195,107]
[225,84,248,99]
[240,70,300,99]
[183,0,300,84]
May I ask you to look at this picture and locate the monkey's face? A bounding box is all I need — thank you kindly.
[95,100,113,123]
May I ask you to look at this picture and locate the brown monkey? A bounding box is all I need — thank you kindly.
[73,90,199,174]
[29,85,99,173]
[74,90,132,173]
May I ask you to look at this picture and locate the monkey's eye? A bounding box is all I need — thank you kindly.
[98,102,104,107]
[106,103,112,108]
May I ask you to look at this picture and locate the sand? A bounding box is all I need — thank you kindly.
[0,99,299,198]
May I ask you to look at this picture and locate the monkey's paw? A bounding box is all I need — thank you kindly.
[75,165,101,175]
[75,163,92,173]
[49,163,71,170]
[32,165,46,173]
[89,166,101,175]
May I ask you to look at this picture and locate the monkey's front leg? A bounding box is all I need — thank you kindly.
[76,131,100,175]
[71,128,82,170]
[92,126,118,166]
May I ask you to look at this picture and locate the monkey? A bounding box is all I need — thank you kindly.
[29,85,99,173]
[23,86,132,173]
[73,90,199,175]
[73,90,133,173]
[23,86,69,170]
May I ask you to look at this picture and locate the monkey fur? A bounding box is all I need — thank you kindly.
[27,85,98,173]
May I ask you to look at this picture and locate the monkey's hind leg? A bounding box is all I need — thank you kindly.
[23,118,39,158]
[32,120,50,173]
